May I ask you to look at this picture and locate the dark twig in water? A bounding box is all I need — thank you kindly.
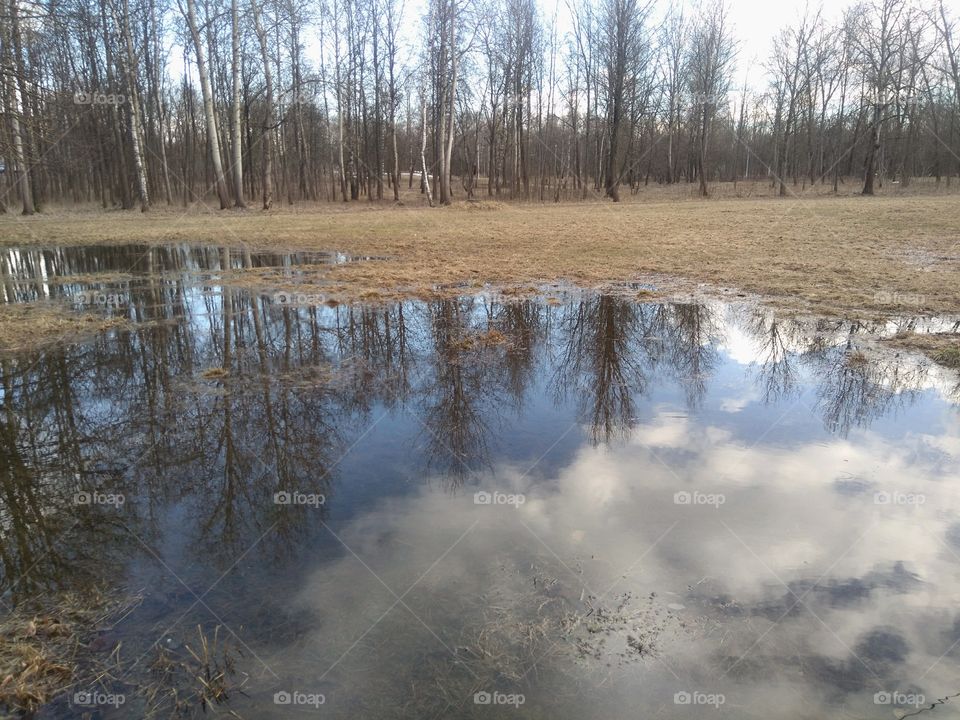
[898,691,960,718]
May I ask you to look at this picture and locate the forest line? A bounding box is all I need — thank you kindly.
[1,0,959,213]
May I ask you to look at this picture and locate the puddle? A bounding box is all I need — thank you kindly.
[0,246,959,718]
[0,244,376,307]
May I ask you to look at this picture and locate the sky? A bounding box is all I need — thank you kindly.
[174,0,960,101]
[298,0,867,96]
[724,0,854,72]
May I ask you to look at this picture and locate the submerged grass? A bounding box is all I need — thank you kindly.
[0,589,249,719]
[449,328,511,351]
[0,303,130,355]
[321,557,685,719]
[935,347,960,368]
[0,589,141,716]
[883,332,960,368]
[144,625,247,718]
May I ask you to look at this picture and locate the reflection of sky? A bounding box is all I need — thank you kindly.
[243,312,960,718]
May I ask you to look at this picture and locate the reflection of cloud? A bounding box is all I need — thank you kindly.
[719,316,766,366]
[629,408,693,448]
[719,389,760,413]
[261,398,960,719]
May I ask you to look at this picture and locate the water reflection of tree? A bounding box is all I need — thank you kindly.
[178,281,344,560]
[0,268,364,595]
[735,310,945,434]
[416,299,498,485]
[810,341,928,437]
[658,302,721,407]
[0,405,71,600]
[553,296,648,444]
[496,300,546,408]
[552,297,721,443]
[0,352,139,603]
[332,303,415,410]
[744,309,804,403]
[328,297,543,488]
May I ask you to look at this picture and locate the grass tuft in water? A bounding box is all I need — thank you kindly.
[0,589,141,715]
[144,624,247,718]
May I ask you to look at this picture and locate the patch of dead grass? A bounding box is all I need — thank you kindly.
[2,192,957,321]
[884,332,960,368]
[0,589,141,715]
[449,328,510,351]
[1,190,959,373]
[200,367,230,380]
[0,303,130,355]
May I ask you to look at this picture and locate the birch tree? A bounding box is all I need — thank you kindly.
[180,0,231,208]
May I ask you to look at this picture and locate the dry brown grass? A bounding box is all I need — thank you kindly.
[144,625,247,718]
[2,190,957,318]
[0,589,140,715]
[0,303,130,355]
[884,332,960,368]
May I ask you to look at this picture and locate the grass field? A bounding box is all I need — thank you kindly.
[3,184,958,318]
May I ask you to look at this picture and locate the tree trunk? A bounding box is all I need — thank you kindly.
[251,0,273,209]
[230,0,245,207]
[183,0,230,208]
[116,0,150,211]
[421,96,434,207]
[862,103,881,195]
[5,71,33,215]
[6,0,33,214]
[10,0,38,209]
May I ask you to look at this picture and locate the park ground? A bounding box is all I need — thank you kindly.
[0,180,959,713]
[0,179,958,360]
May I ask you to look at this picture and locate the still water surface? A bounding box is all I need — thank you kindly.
[1,245,959,718]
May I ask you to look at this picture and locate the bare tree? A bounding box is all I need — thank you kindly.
[687,0,736,197]
[251,0,274,209]
[661,3,687,185]
[599,0,653,201]
[180,0,231,208]
[4,0,34,214]
[383,0,404,201]
[230,0,246,207]
[109,0,151,210]
[850,0,909,195]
